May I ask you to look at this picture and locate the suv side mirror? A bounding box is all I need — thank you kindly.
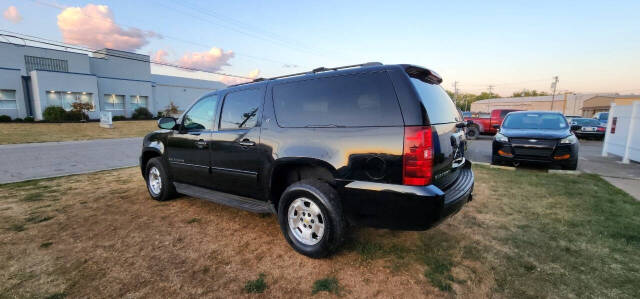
[492,124,500,129]
[158,117,177,130]
[570,124,581,131]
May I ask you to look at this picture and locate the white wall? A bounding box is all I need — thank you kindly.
[97,77,152,117]
[0,42,91,75]
[90,56,151,82]
[602,101,640,163]
[0,68,26,119]
[151,74,223,114]
[30,70,100,120]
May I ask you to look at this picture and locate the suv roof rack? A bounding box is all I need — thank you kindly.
[228,62,383,87]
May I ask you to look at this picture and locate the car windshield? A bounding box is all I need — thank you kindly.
[597,112,609,121]
[502,113,568,130]
[572,118,601,126]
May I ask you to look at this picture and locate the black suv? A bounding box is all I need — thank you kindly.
[140,63,474,258]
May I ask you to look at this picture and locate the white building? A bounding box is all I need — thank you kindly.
[0,42,226,120]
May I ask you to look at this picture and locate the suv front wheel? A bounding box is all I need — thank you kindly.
[278,179,345,258]
[145,157,176,201]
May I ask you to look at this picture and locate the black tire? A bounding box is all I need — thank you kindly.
[277,179,345,258]
[466,126,479,140]
[562,159,578,170]
[491,154,500,165]
[145,157,176,201]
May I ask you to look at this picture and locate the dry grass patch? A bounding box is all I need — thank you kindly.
[0,165,638,298]
[0,120,157,144]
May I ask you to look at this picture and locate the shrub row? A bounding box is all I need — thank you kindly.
[0,115,35,122]
[2,107,154,123]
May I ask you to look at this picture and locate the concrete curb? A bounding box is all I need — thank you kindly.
[490,165,516,171]
[0,164,139,185]
[548,170,582,175]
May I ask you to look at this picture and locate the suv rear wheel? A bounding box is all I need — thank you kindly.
[145,157,176,201]
[277,179,345,258]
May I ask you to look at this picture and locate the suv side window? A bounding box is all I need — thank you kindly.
[272,72,402,127]
[219,89,262,130]
[182,95,218,131]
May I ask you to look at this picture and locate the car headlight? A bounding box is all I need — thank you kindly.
[560,134,578,144]
[495,133,508,142]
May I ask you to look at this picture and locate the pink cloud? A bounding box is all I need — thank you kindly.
[219,69,261,86]
[178,48,234,72]
[57,4,158,51]
[3,6,22,23]
[151,49,170,63]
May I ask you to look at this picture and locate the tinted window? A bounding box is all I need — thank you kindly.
[183,95,218,131]
[572,118,601,126]
[220,89,262,130]
[503,113,568,130]
[410,78,460,124]
[273,72,402,127]
[597,112,609,121]
[500,110,518,117]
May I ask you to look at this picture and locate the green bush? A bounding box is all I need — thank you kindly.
[112,115,127,121]
[64,110,87,121]
[43,106,67,122]
[24,116,35,122]
[13,118,23,122]
[132,107,153,120]
[0,115,12,122]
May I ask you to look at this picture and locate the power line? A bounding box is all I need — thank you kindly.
[27,0,305,68]
[0,32,252,79]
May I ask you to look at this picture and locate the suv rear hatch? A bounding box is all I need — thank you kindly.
[405,66,465,189]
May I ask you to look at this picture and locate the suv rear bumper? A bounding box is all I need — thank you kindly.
[339,161,474,230]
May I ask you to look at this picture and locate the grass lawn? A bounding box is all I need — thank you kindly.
[0,120,158,145]
[0,165,638,298]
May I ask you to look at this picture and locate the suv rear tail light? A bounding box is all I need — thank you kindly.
[403,126,433,185]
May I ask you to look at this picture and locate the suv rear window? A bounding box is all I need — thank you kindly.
[272,72,402,127]
[410,78,460,124]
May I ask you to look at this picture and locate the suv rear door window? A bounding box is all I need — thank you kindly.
[219,89,262,130]
[272,72,402,127]
[410,78,460,124]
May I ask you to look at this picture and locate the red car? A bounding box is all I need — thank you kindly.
[464,109,521,139]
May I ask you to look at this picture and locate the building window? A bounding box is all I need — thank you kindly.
[0,89,17,109]
[104,94,125,110]
[25,56,69,73]
[130,95,148,110]
[46,91,94,111]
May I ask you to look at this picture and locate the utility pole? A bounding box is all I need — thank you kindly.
[487,85,494,112]
[550,76,559,111]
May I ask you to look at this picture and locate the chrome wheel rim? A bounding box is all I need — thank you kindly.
[287,197,325,245]
[148,167,162,196]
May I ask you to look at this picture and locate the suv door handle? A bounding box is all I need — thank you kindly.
[195,139,208,149]
[238,139,255,147]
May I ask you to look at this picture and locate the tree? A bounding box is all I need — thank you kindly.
[71,102,93,121]
[512,89,549,97]
[164,101,180,117]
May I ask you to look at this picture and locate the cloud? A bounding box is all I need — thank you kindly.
[57,4,158,51]
[177,48,235,72]
[3,6,22,23]
[219,69,260,86]
[151,49,170,63]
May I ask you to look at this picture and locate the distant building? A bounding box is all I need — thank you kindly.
[581,95,640,117]
[0,42,226,120]
[469,93,633,117]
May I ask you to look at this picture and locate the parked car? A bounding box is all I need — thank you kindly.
[492,111,579,170]
[564,115,582,123]
[593,112,609,126]
[464,109,521,139]
[570,118,605,140]
[140,63,474,258]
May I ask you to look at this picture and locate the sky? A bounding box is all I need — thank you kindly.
[1,0,639,95]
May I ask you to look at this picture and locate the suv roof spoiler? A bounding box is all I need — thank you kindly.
[228,62,383,87]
